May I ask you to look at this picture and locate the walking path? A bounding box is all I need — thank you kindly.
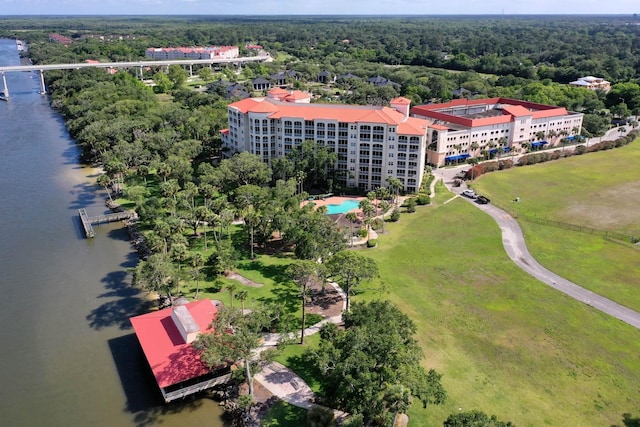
[252,282,348,418]
[439,159,640,329]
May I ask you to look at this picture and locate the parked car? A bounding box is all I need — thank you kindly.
[462,189,477,199]
[476,195,490,204]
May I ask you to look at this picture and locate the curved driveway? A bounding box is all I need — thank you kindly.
[438,161,640,330]
[477,201,640,329]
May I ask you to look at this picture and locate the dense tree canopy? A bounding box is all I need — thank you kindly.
[306,300,446,425]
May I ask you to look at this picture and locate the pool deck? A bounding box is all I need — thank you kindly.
[302,196,365,214]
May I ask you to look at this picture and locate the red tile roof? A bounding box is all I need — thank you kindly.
[228,98,429,135]
[411,97,570,127]
[391,96,411,105]
[130,299,218,389]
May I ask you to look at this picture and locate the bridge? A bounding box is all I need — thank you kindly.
[0,55,270,98]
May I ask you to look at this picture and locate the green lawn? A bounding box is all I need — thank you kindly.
[260,400,307,427]
[361,198,640,426]
[471,141,640,312]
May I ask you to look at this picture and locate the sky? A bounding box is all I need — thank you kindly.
[1,0,638,16]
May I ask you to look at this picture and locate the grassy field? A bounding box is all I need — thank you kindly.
[361,196,640,426]
[471,141,640,312]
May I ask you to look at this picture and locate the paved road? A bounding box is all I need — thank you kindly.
[438,166,640,329]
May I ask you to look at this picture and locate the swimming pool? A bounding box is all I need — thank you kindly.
[326,199,361,215]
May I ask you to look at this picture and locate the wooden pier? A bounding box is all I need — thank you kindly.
[78,209,134,238]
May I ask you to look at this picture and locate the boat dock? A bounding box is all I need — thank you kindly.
[78,208,134,238]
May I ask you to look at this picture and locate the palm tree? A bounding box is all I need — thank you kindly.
[345,211,358,246]
[535,131,546,141]
[226,282,238,308]
[378,200,391,234]
[97,174,113,202]
[386,177,403,207]
[359,199,375,241]
[189,253,205,298]
[235,290,249,313]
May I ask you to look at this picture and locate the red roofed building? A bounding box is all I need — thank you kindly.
[411,98,583,166]
[130,299,231,402]
[145,46,239,60]
[48,33,73,46]
[222,95,431,193]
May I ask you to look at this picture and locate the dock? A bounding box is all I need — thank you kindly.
[78,209,134,238]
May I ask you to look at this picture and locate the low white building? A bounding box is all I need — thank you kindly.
[568,76,611,92]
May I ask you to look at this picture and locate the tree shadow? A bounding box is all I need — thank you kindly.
[613,413,640,427]
[108,334,229,427]
[280,354,323,397]
[86,240,154,331]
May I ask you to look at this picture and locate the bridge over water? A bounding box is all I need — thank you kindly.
[0,55,270,98]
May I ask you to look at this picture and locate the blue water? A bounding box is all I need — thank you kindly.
[326,199,360,214]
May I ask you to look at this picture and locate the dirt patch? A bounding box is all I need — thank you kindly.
[226,272,264,288]
[561,180,640,235]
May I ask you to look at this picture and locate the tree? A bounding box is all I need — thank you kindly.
[97,173,113,201]
[359,199,375,241]
[197,67,214,83]
[306,300,445,424]
[386,177,403,207]
[130,253,176,302]
[443,410,515,427]
[378,200,391,234]
[345,211,359,247]
[189,253,205,298]
[193,305,270,399]
[235,290,249,313]
[167,64,188,89]
[326,251,379,311]
[287,260,325,344]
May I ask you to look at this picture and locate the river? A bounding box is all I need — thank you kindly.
[0,39,225,427]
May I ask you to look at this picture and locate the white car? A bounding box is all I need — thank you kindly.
[462,189,477,199]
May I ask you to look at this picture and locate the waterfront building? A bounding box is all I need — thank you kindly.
[130,299,231,403]
[221,91,430,193]
[410,98,584,166]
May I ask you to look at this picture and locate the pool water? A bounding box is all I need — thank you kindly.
[326,199,361,214]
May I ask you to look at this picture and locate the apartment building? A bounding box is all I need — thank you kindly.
[410,98,584,166]
[145,46,239,60]
[221,91,430,193]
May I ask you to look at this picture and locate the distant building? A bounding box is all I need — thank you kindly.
[130,299,232,403]
[367,75,400,89]
[271,70,298,86]
[411,97,583,166]
[568,76,611,92]
[48,33,73,46]
[252,77,271,91]
[318,70,334,84]
[145,46,239,60]
[221,92,429,193]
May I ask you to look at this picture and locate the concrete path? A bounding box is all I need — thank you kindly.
[253,282,348,417]
[440,165,640,329]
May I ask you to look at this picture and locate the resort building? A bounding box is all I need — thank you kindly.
[568,76,611,92]
[410,98,584,166]
[130,299,232,403]
[145,46,239,60]
[221,91,430,193]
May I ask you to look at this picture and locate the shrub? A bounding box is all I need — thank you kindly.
[366,239,377,248]
[498,159,514,170]
[466,164,485,179]
[483,161,499,172]
[389,208,401,222]
[550,150,561,160]
[358,228,368,238]
[405,197,417,213]
[416,194,431,205]
[517,155,529,166]
[574,144,587,155]
[370,217,383,230]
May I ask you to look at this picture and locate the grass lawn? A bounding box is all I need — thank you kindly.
[360,197,640,426]
[471,141,640,312]
[260,400,307,427]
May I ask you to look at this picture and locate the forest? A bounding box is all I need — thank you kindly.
[1,15,639,426]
